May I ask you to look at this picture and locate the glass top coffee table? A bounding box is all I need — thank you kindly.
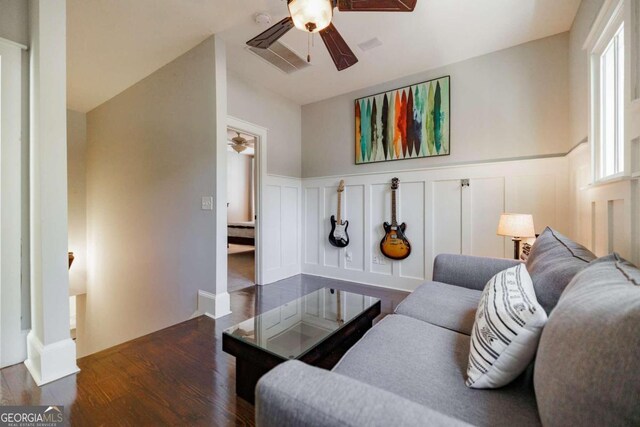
[222,287,381,403]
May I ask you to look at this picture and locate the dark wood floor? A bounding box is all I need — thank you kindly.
[0,275,408,426]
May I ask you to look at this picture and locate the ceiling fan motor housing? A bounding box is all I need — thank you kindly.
[287,0,333,33]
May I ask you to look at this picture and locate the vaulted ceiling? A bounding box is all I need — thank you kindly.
[67,0,581,112]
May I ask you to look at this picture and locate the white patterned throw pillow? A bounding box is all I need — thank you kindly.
[466,264,547,389]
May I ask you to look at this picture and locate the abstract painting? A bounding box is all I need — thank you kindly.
[355,76,450,164]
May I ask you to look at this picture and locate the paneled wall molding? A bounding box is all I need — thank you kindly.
[302,157,569,291]
[568,143,639,265]
[262,175,303,285]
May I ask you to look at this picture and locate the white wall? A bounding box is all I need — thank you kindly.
[303,157,569,291]
[81,36,225,356]
[67,110,87,296]
[227,151,252,222]
[302,33,570,178]
[227,73,302,178]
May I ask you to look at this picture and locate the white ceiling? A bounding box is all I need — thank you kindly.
[67,0,281,112]
[67,0,581,112]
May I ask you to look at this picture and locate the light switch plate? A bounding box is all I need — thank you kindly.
[201,196,213,210]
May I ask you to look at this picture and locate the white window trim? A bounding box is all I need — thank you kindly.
[585,0,626,183]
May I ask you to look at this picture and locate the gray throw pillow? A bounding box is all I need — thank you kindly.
[534,253,640,427]
[525,227,596,313]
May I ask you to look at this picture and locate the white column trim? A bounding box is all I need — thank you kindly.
[194,290,232,319]
[24,332,79,386]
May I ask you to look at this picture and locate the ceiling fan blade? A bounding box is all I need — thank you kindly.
[246,17,295,49]
[320,23,358,71]
[337,0,417,12]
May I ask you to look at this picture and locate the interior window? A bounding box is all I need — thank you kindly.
[599,24,625,178]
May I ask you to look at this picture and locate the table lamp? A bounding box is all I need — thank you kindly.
[497,213,535,259]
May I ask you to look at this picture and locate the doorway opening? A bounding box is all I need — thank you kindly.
[226,117,266,292]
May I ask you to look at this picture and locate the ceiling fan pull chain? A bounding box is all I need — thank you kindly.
[307,32,311,63]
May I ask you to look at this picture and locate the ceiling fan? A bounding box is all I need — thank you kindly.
[228,132,252,153]
[247,0,417,71]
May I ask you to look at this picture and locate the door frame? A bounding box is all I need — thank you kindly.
[226,116,267,285]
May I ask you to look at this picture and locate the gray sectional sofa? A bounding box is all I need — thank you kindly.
[255,228,640,427]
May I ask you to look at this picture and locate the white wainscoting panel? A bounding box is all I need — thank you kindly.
[399,181,425,280]
[302,157,569,291]
[323,186,340,268]
[464,177,506,258]
[262,175,302,284]
[567,143,639,264]
[370,184,393,276]
[345,185,365,272]
[304,187,320,265]
[433,180,462,257]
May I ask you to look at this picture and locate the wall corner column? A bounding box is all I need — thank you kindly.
[197,35,231,319]
[25,0,79,386]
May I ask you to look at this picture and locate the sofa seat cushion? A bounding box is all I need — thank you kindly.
[394,281,482,335]
[526,227,596,313]
[333,314,540,427]
[534,254,640,427]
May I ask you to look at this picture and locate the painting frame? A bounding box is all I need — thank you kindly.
[354,75,451,165]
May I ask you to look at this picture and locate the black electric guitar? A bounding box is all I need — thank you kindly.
[380,177,411,260]
[329,180,349,248]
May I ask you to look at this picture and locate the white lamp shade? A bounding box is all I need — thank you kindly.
[288,0,333,33]
[497,213,536,238]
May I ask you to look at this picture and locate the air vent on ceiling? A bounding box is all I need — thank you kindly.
[357,37,383,52]
[247,41,311,74]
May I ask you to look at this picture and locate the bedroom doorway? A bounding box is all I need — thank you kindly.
[226,117,265,291]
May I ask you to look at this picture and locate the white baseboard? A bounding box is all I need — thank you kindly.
[24,332,79,386]
[194,290,232,319]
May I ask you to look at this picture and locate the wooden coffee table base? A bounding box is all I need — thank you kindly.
[223,300,381,404]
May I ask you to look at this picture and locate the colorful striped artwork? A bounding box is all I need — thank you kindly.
[355,76,450,164]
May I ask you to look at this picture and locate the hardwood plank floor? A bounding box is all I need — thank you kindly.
[0,275,408,426]
[228,244,255,292]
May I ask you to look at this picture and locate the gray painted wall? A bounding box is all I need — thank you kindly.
[302,33,570,178]
[227,74,302,177]
[81,37,223,356]
[569,0,605,145]
[0,0,28,46]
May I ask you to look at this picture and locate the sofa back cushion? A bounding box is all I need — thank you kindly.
[525,227,595,313]
[534,254,640,427]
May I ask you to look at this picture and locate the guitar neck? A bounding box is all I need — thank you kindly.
[337,191,342,224]
[391,189,397,227]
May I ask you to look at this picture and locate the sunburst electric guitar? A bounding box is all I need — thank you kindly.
[380,177,411,260]
[329,180,349,248]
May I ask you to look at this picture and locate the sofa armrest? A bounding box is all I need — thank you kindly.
[256,360,470,427]
[433,254,522,291]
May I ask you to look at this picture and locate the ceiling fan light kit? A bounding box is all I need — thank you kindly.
[232,144,247,153]
[246,0,417,71]
[288,0,333,33]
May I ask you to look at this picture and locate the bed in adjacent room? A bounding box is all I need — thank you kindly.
[227,221,255,246]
